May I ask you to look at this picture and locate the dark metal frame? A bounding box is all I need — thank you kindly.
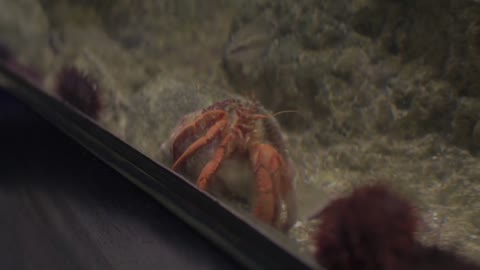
[0,62,319,270]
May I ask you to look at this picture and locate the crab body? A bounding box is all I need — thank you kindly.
[162,99,297,231]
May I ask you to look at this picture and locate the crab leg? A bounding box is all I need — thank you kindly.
[196,133,236,190]
[250,143,287,229]
[172,110,228,171]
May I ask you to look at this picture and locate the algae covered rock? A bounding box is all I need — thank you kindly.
[0,0,52,72]
[222,0,480,152]
[453,98,480,152]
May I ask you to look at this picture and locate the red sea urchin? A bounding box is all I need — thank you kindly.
[55,67,101,119]
[312,184,480,270]
[313,184,418,270]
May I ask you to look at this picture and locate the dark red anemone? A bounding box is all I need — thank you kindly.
[313,184,480,270]
[313,184,418,270]
[55,67,101,119]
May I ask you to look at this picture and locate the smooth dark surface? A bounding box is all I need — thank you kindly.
[0,89,240,270]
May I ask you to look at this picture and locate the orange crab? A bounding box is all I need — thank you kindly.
[162,98,297,231]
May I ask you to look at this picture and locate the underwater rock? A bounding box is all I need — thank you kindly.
[351,2,385,39]
[222,0,371,132]
[467,19,480,73]
[472,121,480,150]
[126,76,230,163]
[222,0,480,145]
[452,98,480,152]
[0,0,51,71]
[332,47,370,83]
[222,18,276,91]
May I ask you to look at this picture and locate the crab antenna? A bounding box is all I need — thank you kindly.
[271,110,298,117]
[251,110,298,121]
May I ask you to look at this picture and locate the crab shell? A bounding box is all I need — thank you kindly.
[161,98,298,231]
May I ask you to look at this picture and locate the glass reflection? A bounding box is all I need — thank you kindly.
[1,0,480,268]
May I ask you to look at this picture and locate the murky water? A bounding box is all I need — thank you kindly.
[2,0,479,266]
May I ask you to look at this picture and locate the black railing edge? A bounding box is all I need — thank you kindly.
[0,63,320,270]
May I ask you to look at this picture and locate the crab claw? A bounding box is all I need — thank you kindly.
[250,143,297,231]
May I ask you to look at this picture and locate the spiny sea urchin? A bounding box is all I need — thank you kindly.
[312,184,480,270]
[55,67,101,119]
[313,184,418,270]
